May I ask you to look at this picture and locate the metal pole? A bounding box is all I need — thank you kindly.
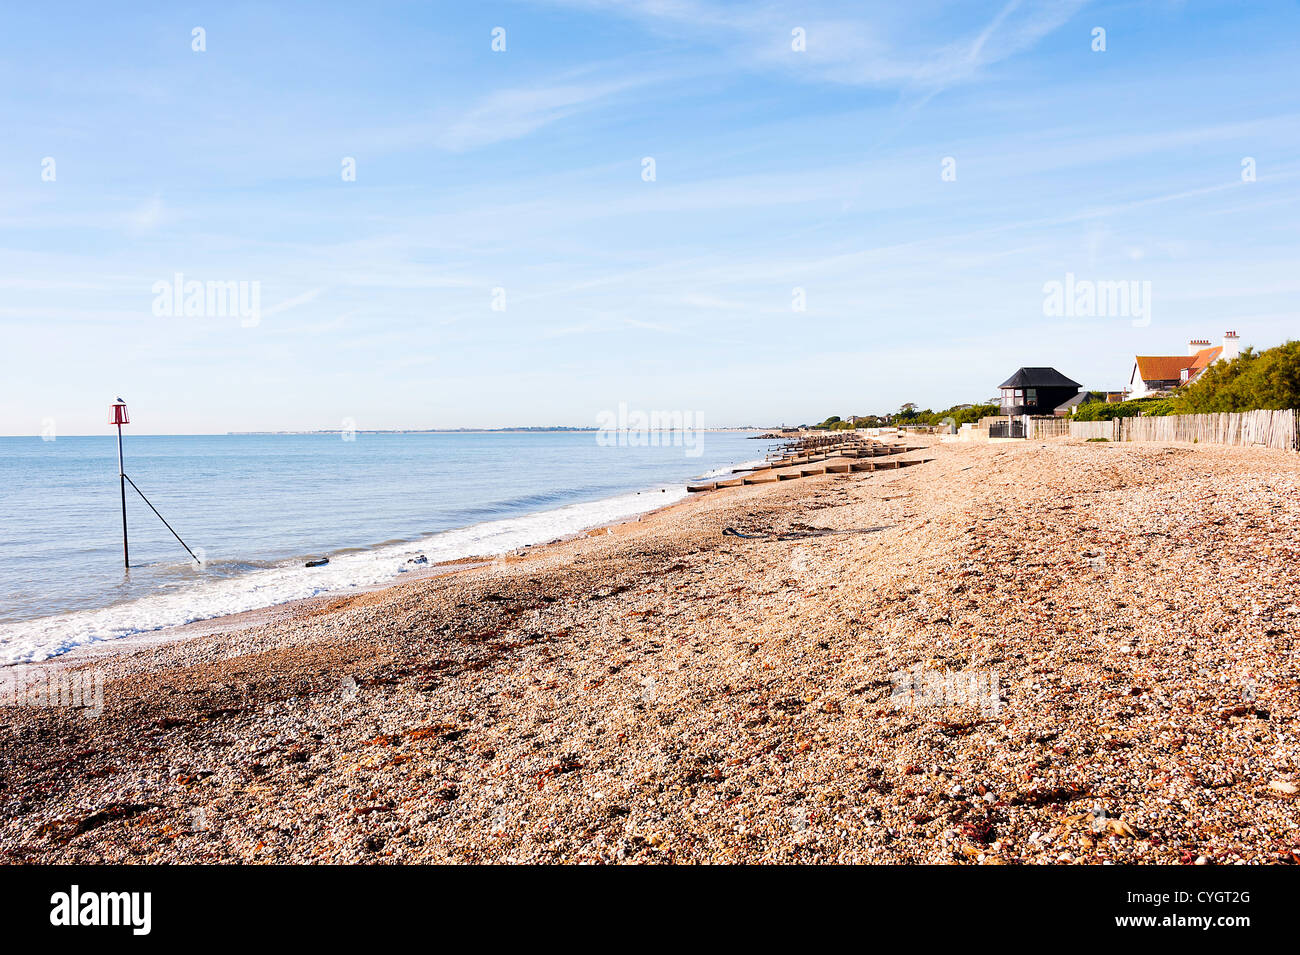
[117,421,129,569]
[123,473,200,564]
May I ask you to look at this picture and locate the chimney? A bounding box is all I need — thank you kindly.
[1188,338,1211,355]
[1221,330,1240,361]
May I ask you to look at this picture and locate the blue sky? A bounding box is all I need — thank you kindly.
[3,0,1299,433]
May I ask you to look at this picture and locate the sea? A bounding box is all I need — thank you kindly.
[0,431,770,664]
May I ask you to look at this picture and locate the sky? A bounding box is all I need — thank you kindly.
[3,0,1299,434]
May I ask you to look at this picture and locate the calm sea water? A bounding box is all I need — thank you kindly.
[0,432,768,663]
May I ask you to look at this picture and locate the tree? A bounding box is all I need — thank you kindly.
[1174,342,1300,413]
[811,403,996,428]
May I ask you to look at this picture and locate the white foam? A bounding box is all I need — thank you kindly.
[0,484,687,664]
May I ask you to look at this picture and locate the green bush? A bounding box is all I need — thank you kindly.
[1072,341,1300,421]
[1072,396,1175,421]
[894,403,999,427]
[1173,341,1300,413]
[810,403,998,430]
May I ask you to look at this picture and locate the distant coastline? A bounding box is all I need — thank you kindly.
[226,427,765,435]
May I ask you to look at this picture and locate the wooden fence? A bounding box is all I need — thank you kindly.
[1027,417,1070,438]
[1066,409,1297,449]
[1121,409,1297,450]
[1069,419,1121,441]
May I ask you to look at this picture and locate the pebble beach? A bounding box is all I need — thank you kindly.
[2,438,1297,864]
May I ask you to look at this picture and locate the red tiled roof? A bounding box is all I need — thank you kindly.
[1134,355,1192,381]
[1134,346,1221,383]
[1187,345,1223,374]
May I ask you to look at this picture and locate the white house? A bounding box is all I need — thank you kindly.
[1129,331,1240,398]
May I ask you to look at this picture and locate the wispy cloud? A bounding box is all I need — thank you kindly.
[6,1,1300,432]
[262,287,325,319]
[538,0,1090,93]
[125,195,168,233]
[434,76,652,151]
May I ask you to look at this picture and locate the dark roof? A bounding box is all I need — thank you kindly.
[998,367,1082,389]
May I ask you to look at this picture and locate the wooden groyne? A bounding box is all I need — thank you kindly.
[688,435,933,492]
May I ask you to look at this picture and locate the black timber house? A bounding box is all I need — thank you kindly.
[997,367,1081,416]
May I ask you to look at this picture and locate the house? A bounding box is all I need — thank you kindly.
[1053,392,1093,416]
[1129,331,1240,398]
[997,367,1081,416]
[1054,390,1130,415]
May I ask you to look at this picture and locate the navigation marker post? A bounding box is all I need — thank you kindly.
[111,397,130,568]
[109,398,202,570]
